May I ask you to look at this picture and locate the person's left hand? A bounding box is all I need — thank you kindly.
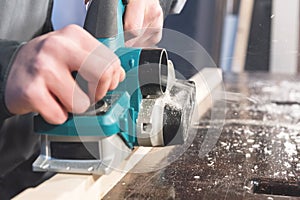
[123,0,163,47]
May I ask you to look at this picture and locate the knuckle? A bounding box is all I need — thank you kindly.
[112,59,121,69]
[72,94,90,113]
[120,71,126,82]
[76,105,89,114]
[28,89,48,113]
[124,23,141,37]
[130,29,141,38]
[110,84,118,91]
[57,118,67,125]
[35,89,48,105]
[150,33,162,45]
[35,38,68,77]
[39,101,68,124]
[149,4,163,19]
[52,113,68,125]
[52,113,67,124]
[124,22,133,31]
[61,24,81,34]
[21,84,35,103]
[95,89,106,101]
[34,57,56,78]
[30,56,45,75]
[100,72,111,83]
[62,100,73,113]
[154,9,163,19]
[40,35,62,54]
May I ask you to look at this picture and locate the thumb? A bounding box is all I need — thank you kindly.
[124,0,145,38]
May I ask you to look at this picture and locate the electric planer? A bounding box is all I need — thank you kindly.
[32,0,196,174]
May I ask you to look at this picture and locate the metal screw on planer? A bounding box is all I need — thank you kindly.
[128,58,135,68]
[88,167,94,172]
[42,164,50,169]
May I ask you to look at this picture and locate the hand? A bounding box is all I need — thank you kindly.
[124,0,163,47]
[5,25,125,124]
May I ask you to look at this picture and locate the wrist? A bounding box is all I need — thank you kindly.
[0,41,26,118]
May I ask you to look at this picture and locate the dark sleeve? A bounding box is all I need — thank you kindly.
[0,0,53,125]
[159,0,176,18]
[160,0,186,18]
[0,40,23,123]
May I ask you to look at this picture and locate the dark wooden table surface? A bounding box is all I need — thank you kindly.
[104,73,300,200]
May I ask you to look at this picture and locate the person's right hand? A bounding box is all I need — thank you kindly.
[5,25,125,124]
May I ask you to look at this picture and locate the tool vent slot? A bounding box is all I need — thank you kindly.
[50,142,100,160]
[251,178,300,197]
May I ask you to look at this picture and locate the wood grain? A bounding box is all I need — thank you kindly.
[14,68,223,200]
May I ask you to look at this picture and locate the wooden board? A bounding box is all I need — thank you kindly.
[231,0,254,72]
[14,68,223,200]
[14,147,152,200]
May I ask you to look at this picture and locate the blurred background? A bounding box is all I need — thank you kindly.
[51,0,300,75]
[164,0,300,74]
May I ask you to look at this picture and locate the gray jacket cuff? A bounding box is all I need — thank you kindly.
[0,40,23,122]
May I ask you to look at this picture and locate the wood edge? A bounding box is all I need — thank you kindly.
[14,68,223,200]
[232,0,254,73]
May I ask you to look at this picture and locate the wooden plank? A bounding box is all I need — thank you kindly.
[14,147,152,200]
[14,68,223,200]
[231,0,254,73]
[270,0,300,74]
[190,68,223,123]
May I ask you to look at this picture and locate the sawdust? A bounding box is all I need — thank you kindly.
[200,80,300,183]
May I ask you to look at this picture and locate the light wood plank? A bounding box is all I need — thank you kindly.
[14,68,223,200]
[232,0,254,73]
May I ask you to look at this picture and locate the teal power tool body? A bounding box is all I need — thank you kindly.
[33,0,196,174]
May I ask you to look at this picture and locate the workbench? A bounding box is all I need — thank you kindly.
[15,72,300,199]
[102,72,300,199]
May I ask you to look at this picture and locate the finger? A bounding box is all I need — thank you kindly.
[88,66,125,100]
[57,26,121,80]
[112,65,126,86]
[75,47,121,84]
[134,31,162,47]
[119,67,126,82]
[41,35,92,74]
[55,40,120,87]
[46,69,90,114]
[144,0,163,24]
[131,25,163,47]
[95,79,112,102]
[125,34,143,47]
[88,69,113,102]
[124,0,146,37]
[57,25,100,52]
[59,43,120,102]
[34,90,68,125]
[109,70,120,91]
[125,20,162,47]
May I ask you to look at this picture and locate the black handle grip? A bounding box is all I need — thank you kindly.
[84,0,119,38]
